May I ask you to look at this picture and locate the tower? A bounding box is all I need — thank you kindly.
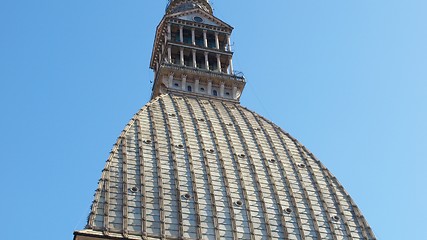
[150,0,244,102]
[74,1,376,239]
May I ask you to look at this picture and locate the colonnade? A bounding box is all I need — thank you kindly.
[165,23,234,74]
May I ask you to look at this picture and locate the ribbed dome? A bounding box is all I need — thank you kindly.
[75,93,375,240]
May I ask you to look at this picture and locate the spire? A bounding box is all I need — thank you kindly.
[166,0,213,15]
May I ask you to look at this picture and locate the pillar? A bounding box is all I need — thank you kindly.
[229,56,234,74]
[203,30,208,48]
[169,73,174,88]
[168,46,172,63]
[232,86,237,99]
[215,32,220,49]
[216,54,221,72]
[192,50,197,68]
[179,25,184,43]
[195,79,199,93]
[220,82,225,97]
[204,52,209,70]
[180,48,184,66]
[207,80,212,95]
[181,75,187,91]
[227,34,232,51]
[191,28,196,45]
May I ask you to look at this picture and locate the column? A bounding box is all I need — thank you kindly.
[168,73,174,88]
[220,82,225,97]
[215,32,220,49]
[195,79,199,93]
[207,81,212,95]
[167,24,171,41]
[229,56,234,74]
[232,86,237,99]
[192,50,197,68]
[227,34,232,51]
[191,28,196,45]
[181,75,187,91]
[179,25,184,43]
[203,30,208,48]
[180,48,184,66]
[204,52,209,70]
[168,46,172,63]
[216,54,221,72]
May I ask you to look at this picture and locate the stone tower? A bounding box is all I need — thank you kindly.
[73,1,376,239]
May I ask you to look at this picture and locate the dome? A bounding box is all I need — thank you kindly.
[75,93,375,240]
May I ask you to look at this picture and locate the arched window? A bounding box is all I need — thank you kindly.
[213,90,218,96]
[187,85,192,92]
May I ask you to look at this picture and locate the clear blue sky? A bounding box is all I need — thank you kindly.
[1,0,426,239]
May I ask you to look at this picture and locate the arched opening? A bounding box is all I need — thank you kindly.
[187,85,192,92]
[213,90,218,96]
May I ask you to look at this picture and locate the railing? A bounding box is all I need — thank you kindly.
[161,63,246,82]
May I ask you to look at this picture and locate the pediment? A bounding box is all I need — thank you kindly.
[169,9,232,30]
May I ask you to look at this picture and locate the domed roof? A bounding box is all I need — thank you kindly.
[75,93,375,240]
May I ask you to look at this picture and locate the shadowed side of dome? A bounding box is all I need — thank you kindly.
[74,93,376,240]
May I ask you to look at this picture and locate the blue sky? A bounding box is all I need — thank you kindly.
[1,0,426,239]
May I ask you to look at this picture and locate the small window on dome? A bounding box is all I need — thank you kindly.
[176,144,184,149]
